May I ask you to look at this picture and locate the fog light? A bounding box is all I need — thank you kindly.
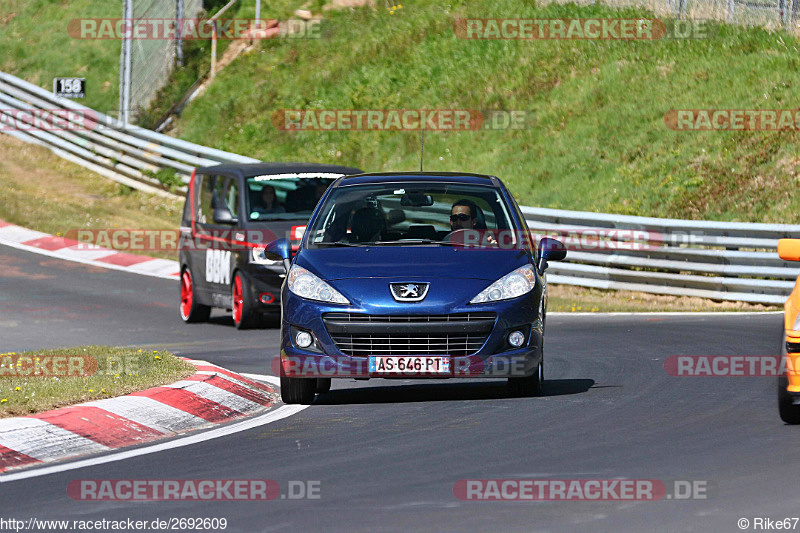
[259,292,275,304]
[295,330,313,348]
[508,330,525,348]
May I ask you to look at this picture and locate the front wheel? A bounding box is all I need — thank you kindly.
[778,375,800,424]
[508,359,543,397]
[232,271,257,330]
[180,269,211,323]
[316,378,332,394]
[281,376,316,404]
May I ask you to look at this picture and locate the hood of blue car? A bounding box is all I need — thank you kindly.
[296,246,531,281]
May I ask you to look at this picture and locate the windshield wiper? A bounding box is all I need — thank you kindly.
[314,241,366,247]
[370,239,455,246]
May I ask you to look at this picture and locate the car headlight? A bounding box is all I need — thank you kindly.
[470,264,536,304]
[251,247,280,266]
[287,266,349,304]
[793,312,800,331]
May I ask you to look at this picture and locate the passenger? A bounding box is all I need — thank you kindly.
[258,185,286,214]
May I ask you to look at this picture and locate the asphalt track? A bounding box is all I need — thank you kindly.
[0,244,795,533]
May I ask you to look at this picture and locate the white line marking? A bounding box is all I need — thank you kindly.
[0,376,300,483]
[242,374,280,386]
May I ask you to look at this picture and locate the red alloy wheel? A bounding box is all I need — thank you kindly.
[180,270,193,320]
[232,274,244,325]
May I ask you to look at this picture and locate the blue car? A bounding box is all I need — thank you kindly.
[265,172,566,404]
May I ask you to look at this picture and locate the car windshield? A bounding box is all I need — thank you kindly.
[305,182,516,247]
[245,174,343,221]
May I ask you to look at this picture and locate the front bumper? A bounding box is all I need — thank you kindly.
[242,264,284,312]
[279,287,544,379]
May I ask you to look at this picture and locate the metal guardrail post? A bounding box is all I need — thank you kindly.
[210,20,218,78]
[207,0,239,79]
[176,0,185,67]
[119,0,133,126]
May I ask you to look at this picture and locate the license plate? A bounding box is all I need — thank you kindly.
[368,356,451,375]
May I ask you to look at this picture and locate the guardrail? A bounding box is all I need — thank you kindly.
[0,71,257,198]
[522,206,800,305]
[1,70,799,305]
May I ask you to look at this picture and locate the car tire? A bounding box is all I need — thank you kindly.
[180,269,211,323]
[508,359,543,397]
[778,374,800,424]
[281,376,316,404]
[316,378,332,394]
[232,271,257,330]
[779,333,800,423]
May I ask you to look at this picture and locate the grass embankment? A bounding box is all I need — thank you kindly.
[172,0,800,223]
[1,0,121,114]
[0,345,195,418]
[0,0,244,124]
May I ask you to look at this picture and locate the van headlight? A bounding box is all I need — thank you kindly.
[251,246,280,266]
[470,265,536,304]
[287,266,349,304]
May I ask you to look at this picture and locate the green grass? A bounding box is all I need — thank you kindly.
[0,0,248,125]
[0,134,184,260]
[1,0,122,116]
[0,346,195,418]
[168,0,800,223]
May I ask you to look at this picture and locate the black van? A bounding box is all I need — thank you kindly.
[179,162,363,328]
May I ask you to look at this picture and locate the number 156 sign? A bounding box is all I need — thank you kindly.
[53,78,85,99]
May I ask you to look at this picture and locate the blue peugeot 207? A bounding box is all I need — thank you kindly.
[264,172,566,404]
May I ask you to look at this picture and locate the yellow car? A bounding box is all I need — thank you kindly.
[778,239,800,423]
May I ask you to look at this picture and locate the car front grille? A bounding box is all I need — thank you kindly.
[322,312,496,356]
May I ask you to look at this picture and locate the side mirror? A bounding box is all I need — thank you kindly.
[266,238,292,272]
[536,237,566,273]
[779,239,800,262]
[213,206,238,225]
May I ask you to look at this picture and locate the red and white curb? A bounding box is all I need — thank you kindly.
[0,359,279,474]
[0,220,179,280]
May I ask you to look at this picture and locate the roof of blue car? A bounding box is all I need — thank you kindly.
[339,172,498,186]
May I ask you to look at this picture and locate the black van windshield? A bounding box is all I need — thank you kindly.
[245,175,340,221]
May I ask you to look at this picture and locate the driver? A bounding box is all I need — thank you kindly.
[450,199,479,231]
[449,199,496,245]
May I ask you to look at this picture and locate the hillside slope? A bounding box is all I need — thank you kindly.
[170,0,800,222]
